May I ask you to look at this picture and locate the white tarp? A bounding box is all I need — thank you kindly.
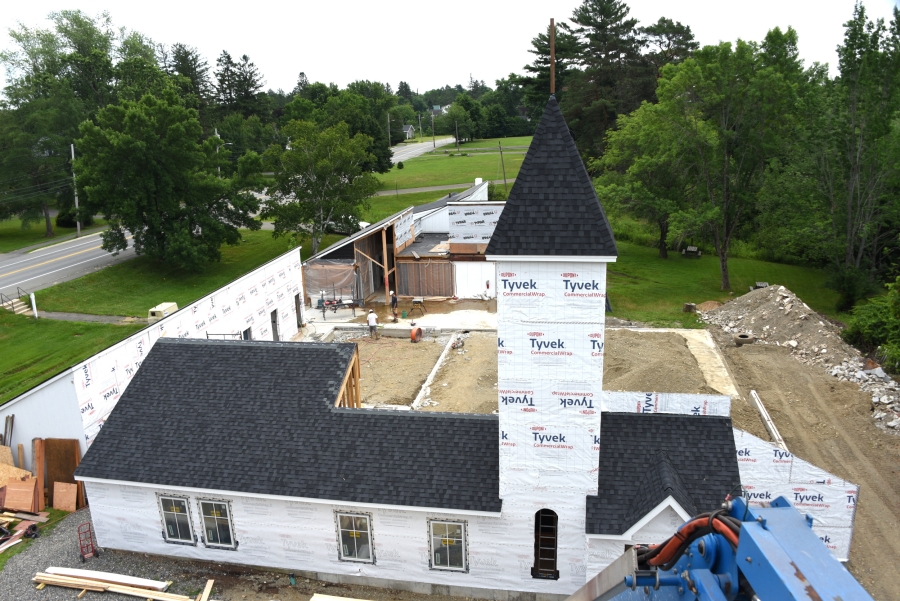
[733,428,857,561]
[601,391,731,416]
[448,203,504,244]
[453,262,496,299]
[74,249,303,447]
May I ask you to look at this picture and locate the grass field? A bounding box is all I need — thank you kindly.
[609,241,840,327]
[35,230,344,317]
[444,136,533,150]
[364,189,467,222]
[0,218,107,254]
[377,153,524,189]
[0,312,142,404]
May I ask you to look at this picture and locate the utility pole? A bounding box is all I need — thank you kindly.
[387,113,391,147]
[455,120,460,152]
[499,142,508,192]
[70,144,80,238]
[431,112,435,148]
[417,113,422,141]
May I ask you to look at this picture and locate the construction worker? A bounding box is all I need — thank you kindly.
[367,309,379,339]
[390,290,398,322]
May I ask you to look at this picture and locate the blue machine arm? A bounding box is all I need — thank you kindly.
[567,496,873,601]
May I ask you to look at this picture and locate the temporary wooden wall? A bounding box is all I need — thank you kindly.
[334,349,362,409]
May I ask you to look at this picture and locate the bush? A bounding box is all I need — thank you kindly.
[397,161,404,169]
[842,277,900,372]
[487,182,508,201]
[55,208,94,229]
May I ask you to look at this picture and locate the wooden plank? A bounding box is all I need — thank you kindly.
[32,438,45,511]
[46,567,170,591]
[199,579,214,601]
[5,479,36,512]
[52,482,77,512]
[0,531,23,552]
[353,247,384,268]
[0,446,13,466]
[35,573,192,600]
[77,590,88,599]
[382,228,390,305]
[9,512,47,523]
[72,442,85,509]
[17,444,24,470]
[44,438,79,508]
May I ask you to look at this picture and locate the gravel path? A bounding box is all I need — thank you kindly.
[0,509,231,601]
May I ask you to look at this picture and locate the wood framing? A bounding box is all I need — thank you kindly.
[334,349,362,409]
[382,229,390,305]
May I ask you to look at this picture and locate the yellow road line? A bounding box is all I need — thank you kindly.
[0,244,102,279]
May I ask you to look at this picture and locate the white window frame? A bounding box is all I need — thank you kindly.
[335,511,375,563]
[428,519,468,572]
[157,494,195,545]
[197,499,237,550]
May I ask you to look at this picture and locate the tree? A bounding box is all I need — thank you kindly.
[657,32,800,289]
[518,22,580,120]
[263,121,379,254]
[76,89,263,270]
[214,51,270,120]
[639,17,698,80]
[396,81,414,104]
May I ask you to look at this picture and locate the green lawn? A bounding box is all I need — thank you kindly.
[0,218,107,254]
[0,508,70,570]
[608,241,840,327]
[0,312,142,405]
[377,153,525,190]
[364,189,467,222]
[448,136,533,150]
[36,230,344,317]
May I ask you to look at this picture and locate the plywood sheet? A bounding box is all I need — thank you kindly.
[0,463,33,488]
[5,479,36,512]
[0,446,13,466]
[44,438,78,508]
[53,482,77,512]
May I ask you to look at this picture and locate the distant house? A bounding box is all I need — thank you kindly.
[401,124,415,140]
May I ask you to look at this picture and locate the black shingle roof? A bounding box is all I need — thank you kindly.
[75,339,501,513]
[586,413,740,535]
[485,95,617,257]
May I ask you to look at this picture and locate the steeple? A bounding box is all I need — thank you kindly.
[486,96,617,257]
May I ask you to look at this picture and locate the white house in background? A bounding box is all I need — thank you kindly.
[74,96,743,599]
[401,124,416,140]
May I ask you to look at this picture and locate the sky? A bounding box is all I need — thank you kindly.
[1,0,898,94]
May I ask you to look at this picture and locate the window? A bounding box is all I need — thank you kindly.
[199,500,236,549]
[158,496,194,544]
[336,513,373,562]
[532,509,559,580]
[430,521,466,571]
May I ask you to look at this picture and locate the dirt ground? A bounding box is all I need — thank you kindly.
[351,299,496,325]
[709,326,900,600]
[421,332,498,413]
[341,334,447,405]
[604,329,719,394]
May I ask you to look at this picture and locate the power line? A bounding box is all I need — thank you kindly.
[0,168,69,186]
[1,177,71,195]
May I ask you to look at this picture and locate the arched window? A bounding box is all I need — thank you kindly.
[531,509,559,580]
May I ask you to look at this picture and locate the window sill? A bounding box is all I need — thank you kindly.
[162,538,196,547]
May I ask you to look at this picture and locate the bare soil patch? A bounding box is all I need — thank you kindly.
[604,329,717,394]
[421,332,498,414]
[336,334,447,406]
[710,325,900,600]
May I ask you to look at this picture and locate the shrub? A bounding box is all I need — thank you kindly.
[842,277,900,372]
[397,161,404,169]
[55,208,94,229]
[826,266,877,312]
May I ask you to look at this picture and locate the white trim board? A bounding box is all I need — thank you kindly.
[76,476,503,517]
[486,255,617,263]
[585,496,690,542]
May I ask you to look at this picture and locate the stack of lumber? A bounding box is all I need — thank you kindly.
[34,569,214,601]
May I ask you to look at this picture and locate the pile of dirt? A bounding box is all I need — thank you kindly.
[604,329,719,394]
[702,285,900,433]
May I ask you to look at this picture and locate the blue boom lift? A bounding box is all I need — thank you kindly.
[566,496,873,601]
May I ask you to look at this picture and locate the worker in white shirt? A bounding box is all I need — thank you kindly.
[367,309,379,339]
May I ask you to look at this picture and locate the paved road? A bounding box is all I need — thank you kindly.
[0,231,135,299]
[374,178,517,196]
[390,137,455,164]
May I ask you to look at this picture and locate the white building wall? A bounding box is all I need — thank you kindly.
[417,207,449,234]
[83,479,586,595]
[494,259,609,590]
[453,262,496,299]
[0,248,305,467]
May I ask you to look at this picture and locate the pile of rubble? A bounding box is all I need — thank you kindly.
[701,285,899,432]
